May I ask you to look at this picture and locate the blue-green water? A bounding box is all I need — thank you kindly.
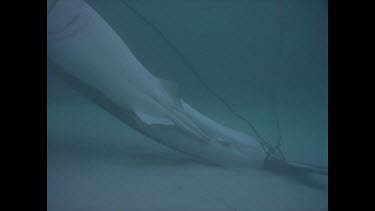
[48,0,327,210]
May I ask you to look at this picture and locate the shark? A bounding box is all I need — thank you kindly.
[47,0,327,189]
[47,0,266,167]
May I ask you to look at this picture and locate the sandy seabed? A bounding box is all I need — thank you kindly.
[47,102,327,211]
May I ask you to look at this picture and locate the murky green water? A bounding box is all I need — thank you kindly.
[48,0,327,210]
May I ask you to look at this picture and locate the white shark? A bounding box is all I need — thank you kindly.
[47,0,270,167]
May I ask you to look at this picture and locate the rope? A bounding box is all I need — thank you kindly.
[113,0,284,157]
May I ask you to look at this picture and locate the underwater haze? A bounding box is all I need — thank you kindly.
[47,0,328,210]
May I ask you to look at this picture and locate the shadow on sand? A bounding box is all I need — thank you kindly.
[48,135,327,192]
[47,135,207,168]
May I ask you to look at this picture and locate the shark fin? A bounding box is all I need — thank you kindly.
[215,137,254,149]
[134,109,174,126]
[159,79,179,98]
[158,79,183,109]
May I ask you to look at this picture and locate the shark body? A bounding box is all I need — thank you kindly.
[47,0,266,167]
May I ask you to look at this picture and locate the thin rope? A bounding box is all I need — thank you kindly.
[271,94,285,160]
[271,0,287,160]
[114,0,285,154]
